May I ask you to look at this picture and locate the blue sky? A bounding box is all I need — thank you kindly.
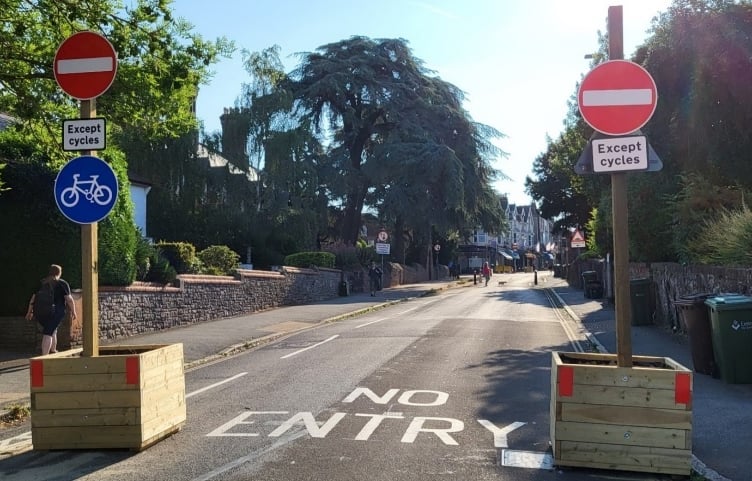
[173,0,672,205]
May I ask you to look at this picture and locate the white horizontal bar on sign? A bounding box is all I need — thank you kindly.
[582,88,652,106]
[57,57,114,74]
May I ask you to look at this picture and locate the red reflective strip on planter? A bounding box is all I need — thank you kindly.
[675,372,691,404]
[126,356,140,385]
[558,365,574,397]
[30,360,44,388]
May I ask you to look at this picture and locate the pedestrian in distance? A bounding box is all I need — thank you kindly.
[25,264,77,355]
[368,261,382,296]
[481,262,491,287]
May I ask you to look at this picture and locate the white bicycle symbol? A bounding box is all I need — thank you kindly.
[60,174,113,208]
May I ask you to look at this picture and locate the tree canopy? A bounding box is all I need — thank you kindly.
[526,0,752,264]
[239,36,507,257]
[0,0,233,163]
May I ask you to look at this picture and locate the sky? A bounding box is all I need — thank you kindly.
[172,0,673,205]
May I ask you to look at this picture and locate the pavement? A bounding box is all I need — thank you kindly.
[1,273,748,481]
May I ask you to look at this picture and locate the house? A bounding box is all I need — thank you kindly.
[457,195,556,272]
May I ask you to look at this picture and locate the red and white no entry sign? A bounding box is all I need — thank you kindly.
[578,60,657,136]
[54,31,118,100]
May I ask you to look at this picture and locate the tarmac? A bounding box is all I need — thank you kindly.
[1,273,748,481]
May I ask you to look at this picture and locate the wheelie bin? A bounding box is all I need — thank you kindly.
[581,271,597,298]
[704,295,752,384]
[674,293,715,375]
[629,278,652,325]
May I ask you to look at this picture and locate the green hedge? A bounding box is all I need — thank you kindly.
[0,154,137,314]
[198,245,240,275]
[283,251,335,269]
[156,241,201,274]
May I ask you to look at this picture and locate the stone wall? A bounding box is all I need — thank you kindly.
[2,266,342,353]
[566,258,752,332]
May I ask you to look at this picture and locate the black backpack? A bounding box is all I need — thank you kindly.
[33,280,57,322]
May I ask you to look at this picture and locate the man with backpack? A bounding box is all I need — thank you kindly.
[25,264,77,355]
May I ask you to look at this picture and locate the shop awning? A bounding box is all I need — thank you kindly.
[499,250,513,260]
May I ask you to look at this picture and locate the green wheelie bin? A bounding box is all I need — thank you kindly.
[704,295,752,384]
[629,278,652,325]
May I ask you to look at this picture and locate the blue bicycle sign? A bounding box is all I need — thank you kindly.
[55,155,118,224]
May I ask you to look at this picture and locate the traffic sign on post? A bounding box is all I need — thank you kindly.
[54,31,118,100]
[55,155,118,224]
[578,60,657,136]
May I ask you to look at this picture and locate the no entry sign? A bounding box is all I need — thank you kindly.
[578,60,657,136]
[54,31,118,100]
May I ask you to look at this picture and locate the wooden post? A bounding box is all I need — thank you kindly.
[608,6,632,367]
[80,99,99,357]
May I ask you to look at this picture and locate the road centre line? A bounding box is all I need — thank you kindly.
[280,335,339,359]
[356,300,439,329]
[186,372,248,399]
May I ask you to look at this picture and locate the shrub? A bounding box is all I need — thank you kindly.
[322,241,362,269]
[156,241,201,274]
[134,234,155,281]
[284,251,336,269]
[198,245,240,275]
[688,207,752,266]
[144,248,177,285]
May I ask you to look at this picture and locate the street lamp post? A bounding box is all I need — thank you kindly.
[433,243,441,280]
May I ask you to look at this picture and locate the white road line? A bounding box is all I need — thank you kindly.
[582,88,652,106]
[355,300,438,328]
[280,335,338,359]
[356,317,390,328]
[186,372,248,399]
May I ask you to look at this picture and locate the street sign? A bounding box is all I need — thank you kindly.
[375,243,390,255]
[434,244,441,252]
[62,118,106,151]
[377,230,389,242]
[575,130,662,175]
[55,155,118,224]
[591,136,648,173]
[54,31,118,100]
[578,60,657,136]
[571,230,586,249]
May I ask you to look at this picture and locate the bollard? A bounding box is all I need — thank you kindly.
[534,270,538,285]
[473,271,477,285]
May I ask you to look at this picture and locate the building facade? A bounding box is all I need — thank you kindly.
[458,195,556,272]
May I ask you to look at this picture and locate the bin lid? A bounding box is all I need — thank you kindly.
[673,293,714,306]
[704,294,752,310]
[630,277,650,285]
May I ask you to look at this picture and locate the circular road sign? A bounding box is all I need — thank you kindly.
[377,230,389,242]
[55,155,119,224]
[578,60,657,136]
[54,31,118,100]
[434,244,441,252]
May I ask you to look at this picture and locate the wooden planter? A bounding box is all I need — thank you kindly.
[30,344,186,450]
[550,352,692,476]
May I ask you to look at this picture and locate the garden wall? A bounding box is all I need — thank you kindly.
[3,262,434,354]
[568,259,752,332]
[2,266,343,353]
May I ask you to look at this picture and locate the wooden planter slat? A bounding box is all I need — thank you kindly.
[551,351,692,476]
[30,344,186,451]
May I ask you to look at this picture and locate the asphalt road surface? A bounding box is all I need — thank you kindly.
[1,277,675,480]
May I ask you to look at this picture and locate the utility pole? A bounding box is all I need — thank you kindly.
[608,5,633,367]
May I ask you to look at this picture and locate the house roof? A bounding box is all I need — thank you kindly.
[0,113,16,131]
[196,144,259,182]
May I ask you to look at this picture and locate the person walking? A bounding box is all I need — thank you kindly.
[25,264,77,355]
[481,262,491,287]
[368,262,382,296]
